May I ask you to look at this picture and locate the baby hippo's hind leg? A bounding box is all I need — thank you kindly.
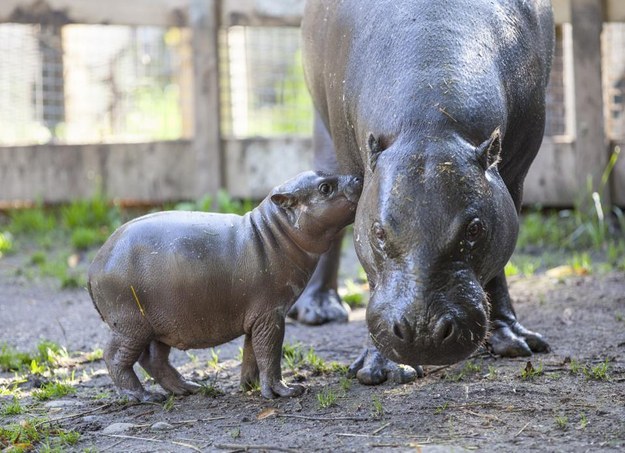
[240,334,260,390]
[138,341,201,396]
[104,333,164,402]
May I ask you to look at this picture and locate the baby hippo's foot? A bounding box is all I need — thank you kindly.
[489,320,550,357]
[260,379,305,399]
[289,289,350,325]
[348,347,423,385]
[138,341,202,396]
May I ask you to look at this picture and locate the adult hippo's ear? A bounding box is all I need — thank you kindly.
[476,127,502,171]
[367,133,384,171]
[271,193,298,209]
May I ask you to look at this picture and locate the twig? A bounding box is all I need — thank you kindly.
[172,416,229,425]
[102,434,164,443]
[172,440,204,452]
[99,439,126,452]
[35,403,113,426]
[214,443,298,452]
[462,409,500,421]
[371,422,391,435]
[277,414,368,422]
[515,421,531,437]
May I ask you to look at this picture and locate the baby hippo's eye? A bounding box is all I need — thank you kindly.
[465,218,485,244]
[318,182,333,195]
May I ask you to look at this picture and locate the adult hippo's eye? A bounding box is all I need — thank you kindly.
[318,182,333,195]
[465,218,485,245]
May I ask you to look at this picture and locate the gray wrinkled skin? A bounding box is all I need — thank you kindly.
[300,0,553,382]
[88,171,362,402]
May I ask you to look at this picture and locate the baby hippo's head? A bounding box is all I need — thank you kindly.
[270,171,362,254]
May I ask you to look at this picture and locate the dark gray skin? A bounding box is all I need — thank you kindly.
[88,171,362,401]
[296,0,554,384]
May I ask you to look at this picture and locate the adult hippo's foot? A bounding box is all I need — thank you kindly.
[489,319,550,357]
[486,273,550,357]
[288,288,350,325]
[289,232,350,325]
[347,346,423,385]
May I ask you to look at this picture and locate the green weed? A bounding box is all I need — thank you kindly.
[0,231,13,256]
[0,344,36,372]
[230,426,241,439]
[584,360,610,381]
[1,397,23,416]
[435,402,449,414]
[371,395,384,418]
[282,342,305,371]
[199,383,223,398]
[207,349,221,370]
[339,376,352,392]
[579,412,588,429]
[30,251,47,266]
[86,348,103,362]
[554,414,568,430]
[32,381,76,401]
[317,388,337,409]
[520,361,543,380]
[70,227,105,250]
[8,205,56,234]
[163,395,176,411]
[486,365,499,380]
[446,360,482,382]
[341,279,367,308]
[306,348,329,374]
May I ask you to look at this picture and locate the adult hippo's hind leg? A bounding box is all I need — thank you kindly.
[289,111,350,325]
[486,273,550,356]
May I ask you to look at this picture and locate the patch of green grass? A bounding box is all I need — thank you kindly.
[229,426,241,439]
[32,381,76,401]
[339,376,352,392]
[1,397,23,416]
[163,395,176,411]
[446,360,482,382]
[306,348,330,374]
[579,412,588,429]
[282,342,305,371]
[486,365,499,380]
[584,360,610,381]
[60,193,120,231]
[199,383,223,398]
[568,252,592,275]
[341,279,367,308]
[0,344,36,372]
[70,227,105,250]
[8,205,56,234]
[317,388,338,409]
[435,402,449,414]
[0,231,13,256]
[30,251,47,266]
[86,348,103,362]
[0,418,81,452]
[554,414,568,430]
[207,349,221,370]
[520,361,543,380]
[371,395,384,418]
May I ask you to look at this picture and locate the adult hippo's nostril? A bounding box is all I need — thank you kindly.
[392,316,414,343]
[433,317,457,345]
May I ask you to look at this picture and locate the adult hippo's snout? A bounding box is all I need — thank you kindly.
[366,270,489,367]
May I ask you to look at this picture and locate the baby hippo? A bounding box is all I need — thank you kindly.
[88,171,362,402]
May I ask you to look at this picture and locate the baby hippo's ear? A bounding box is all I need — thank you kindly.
[271,192,298,209]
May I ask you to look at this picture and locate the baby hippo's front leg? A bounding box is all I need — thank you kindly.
[249,310,304,399]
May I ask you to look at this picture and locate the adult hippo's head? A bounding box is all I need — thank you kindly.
[354,128,518,366]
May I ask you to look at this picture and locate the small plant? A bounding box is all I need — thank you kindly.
[520,361,543,380]
[163,395,176,411]
[199,383,223,398]
[435,402,449,414]
[486,365,498,380]
[569,358,583,374]
[32,381,76,401]
[306,348,329,374]
[93,391,111,400]
[584,360,610,381]
[504,261,519,277]
[339,376,352,392]
[58,430,80,446]
[0,343,36,372]
[207,349,221,370]
[1,397,23,416]
[616,313,624,323]
[236,347,244,362]
[371,395,384,418]
[282,342,305,371]
[70,227,104,250]
[86,348,104,362]
[317,388,338,409]
[30,251,47,266]
[340,279,367,308]
[8,205,56,234]
[230,426,241,439]
[0,231,13,256]
[569,252,592,275]
[554,414,568,430]
[579,412,588,429]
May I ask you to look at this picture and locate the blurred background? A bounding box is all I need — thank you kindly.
[0,0,623,207]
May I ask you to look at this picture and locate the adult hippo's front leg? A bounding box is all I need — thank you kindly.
[289,113,351,325]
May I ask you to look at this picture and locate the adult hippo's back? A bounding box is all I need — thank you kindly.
[296,0,553,383]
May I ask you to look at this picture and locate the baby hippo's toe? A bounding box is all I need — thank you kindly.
[161,378,202,396]
[261,380,305,399]
[121,389,167,403]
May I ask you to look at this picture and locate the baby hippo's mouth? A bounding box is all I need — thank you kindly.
[345,176,363,204]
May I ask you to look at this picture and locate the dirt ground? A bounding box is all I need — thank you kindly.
[1,240,624,452]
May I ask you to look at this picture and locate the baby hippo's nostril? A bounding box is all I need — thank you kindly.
[433,317,456,345]
[392,316,414,343]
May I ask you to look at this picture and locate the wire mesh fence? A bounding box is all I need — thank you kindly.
[0,23,190,145]
[0,21,620,146]
[604,23,625,141]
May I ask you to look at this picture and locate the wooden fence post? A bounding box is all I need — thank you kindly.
[571,0,609,204]
[191,0,223,198]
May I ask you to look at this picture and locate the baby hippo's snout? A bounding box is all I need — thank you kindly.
[344,176,363,203]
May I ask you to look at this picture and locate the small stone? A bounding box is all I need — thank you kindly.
[150,422,174,431]
[102,422,136,434]
[44,400,84,408]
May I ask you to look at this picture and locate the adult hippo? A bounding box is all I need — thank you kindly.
[291,0,554,383]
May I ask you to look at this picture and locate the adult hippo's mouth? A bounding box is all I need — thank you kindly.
[365,270,489,367]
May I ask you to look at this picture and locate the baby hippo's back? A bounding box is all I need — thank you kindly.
[89,211,249,350]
